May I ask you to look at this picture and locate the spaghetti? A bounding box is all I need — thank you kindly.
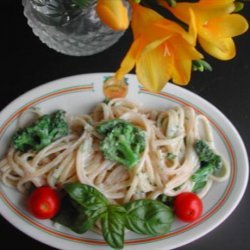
[0,99,230,203]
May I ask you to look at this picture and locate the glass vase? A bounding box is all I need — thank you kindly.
[22,0,126,56]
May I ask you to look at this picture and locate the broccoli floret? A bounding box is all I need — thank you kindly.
[13,110,68,152]
[192,140,222,192]
[96,119,146,169]
[194,140,221,170]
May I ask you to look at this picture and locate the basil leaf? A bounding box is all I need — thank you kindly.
[52,195,94,234]
[125,200,174,236]
[101,205,126,249]
[64,183,108,208]
[64,183,108,220]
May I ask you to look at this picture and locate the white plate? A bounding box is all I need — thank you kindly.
[0,73,248,250]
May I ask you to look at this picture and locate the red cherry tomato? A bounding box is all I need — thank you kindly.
[28,186,61,219]
[173,192,203,222]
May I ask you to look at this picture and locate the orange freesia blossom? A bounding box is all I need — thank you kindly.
[96,0,129,31]
[160,0,249,60]
[114,3,203,92]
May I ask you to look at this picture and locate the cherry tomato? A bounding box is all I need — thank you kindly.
[173,192,203,222]
[28,186,61,219]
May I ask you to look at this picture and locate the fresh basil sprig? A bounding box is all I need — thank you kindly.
[125,199,174,235]
[53,183,109,234]
[54,183,174,249]
[59,183,125,249]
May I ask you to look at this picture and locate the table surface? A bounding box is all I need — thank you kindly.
[3,1,250,250]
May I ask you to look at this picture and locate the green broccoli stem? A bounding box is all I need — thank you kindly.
[117,135,139,168]
[192,140,222,192]
[191,163,214,183]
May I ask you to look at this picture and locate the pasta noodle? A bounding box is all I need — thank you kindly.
[0,99,230,203]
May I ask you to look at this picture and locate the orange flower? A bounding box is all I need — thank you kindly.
[160,0,249,60]
[115,3,202,92]
[96,0,129,31]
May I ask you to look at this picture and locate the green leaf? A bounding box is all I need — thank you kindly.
[52,195,94,234]
[234,2,244,12]
[125,200,174,236]
[64,183,108,220]
[101,205,126,249]
[200,60,213,72]
[192,60,213,72]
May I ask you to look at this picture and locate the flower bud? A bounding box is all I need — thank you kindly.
[96,0,129,31]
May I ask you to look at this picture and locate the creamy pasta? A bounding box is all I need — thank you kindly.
[0,99,230,203]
